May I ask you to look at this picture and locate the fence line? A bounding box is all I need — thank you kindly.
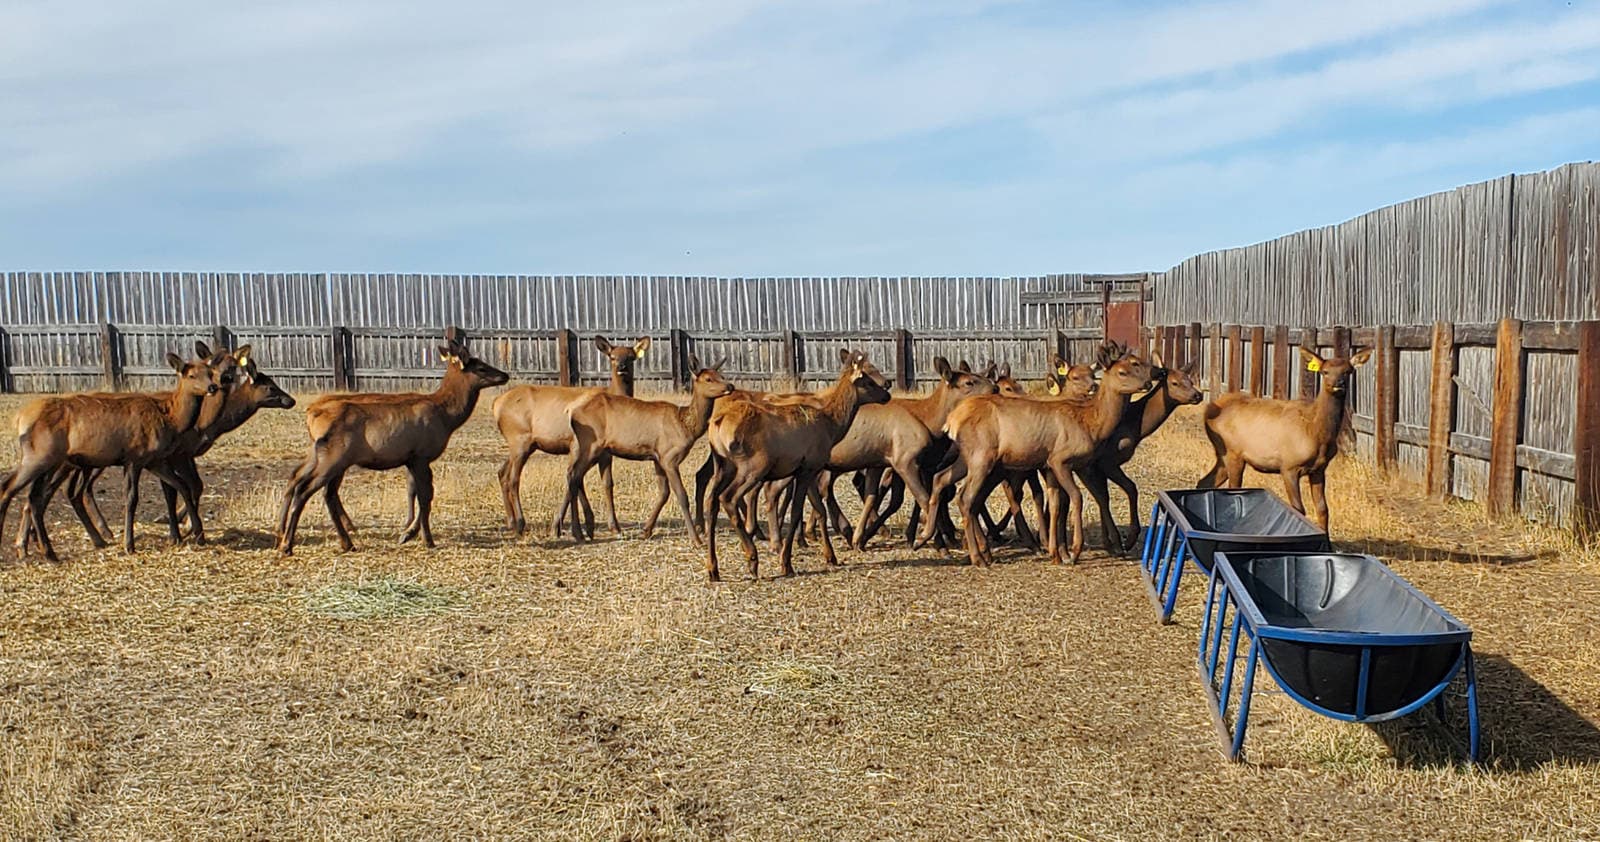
[1145,319,1600,541]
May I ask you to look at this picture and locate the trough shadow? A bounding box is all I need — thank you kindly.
[1346,537,1556,567]
[1371,652,1600,769]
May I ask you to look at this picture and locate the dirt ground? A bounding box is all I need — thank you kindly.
[2,389,1598,841]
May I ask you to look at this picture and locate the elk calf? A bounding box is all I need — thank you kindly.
[495,336,649,537]
[555,356,732,543]
[0,351,220,561]
[277,340,509,555]
[1197,347,1370,531]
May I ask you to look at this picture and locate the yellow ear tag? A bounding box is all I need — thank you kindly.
[636,348,646,360]
[1306,359,1321,373]
[1056,364,1070,376]
[1047,380,1061,395]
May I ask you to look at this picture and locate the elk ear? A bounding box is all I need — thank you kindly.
[998,362,1011,379]
[195,341,213,359]
[933,357,952,379]
[633,337,651,358]
[594,337,614,354]
[1181,360,1199,377]
[957,359,973,374]
[1052,356,1070,376]
[437,344,459,365]
[234,344,252,365]
[1350,348,1373,366]
[1299,347,1325,371]
[982,361,998,380]
[686,352,702,373]
[838,348,853,367]
[166,352,185,372]
[711,357,727,371]
[1047,378,1061,395]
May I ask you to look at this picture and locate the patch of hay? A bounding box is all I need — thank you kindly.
[746,658,844,697]
[302,576,466,620]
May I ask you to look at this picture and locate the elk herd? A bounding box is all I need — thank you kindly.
[0,334,1372,579]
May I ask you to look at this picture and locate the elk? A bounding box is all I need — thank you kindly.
[495,336,649,538]
[25,344,296,550]
[1196,347,1371,531]
[0,350,220,561]
[276,340,509,555]
[553,356,732,543]
[702,350,890,581]
[787,357,996,552]
[926,354,1152,566]
[1078,345,1203,555]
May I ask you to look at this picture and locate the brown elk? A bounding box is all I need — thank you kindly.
[276,340,509,555]
[1077,345,1203,555]
[926,353,1152,566]
[1196,347,1370,531]
[702,350,890,581]
[26,344,296,550]
[495,336,649,538]
[0,350,221,561]
[554,356,733,543]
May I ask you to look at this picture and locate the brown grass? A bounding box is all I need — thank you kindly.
[1,390,1598,840]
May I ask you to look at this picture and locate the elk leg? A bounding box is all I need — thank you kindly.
[280,461,338,556]
[147,463,196,546]
[325,473,355,551]
[1001,473,1041,550]
[851,469,882,550]
[0,463,54,558]
[1280,467,1307,518]
[179,457,206,544]
[864,472,905,548]
[764,479,789,553]
[499,440,534,536]
[804,477,841,568]
[662,456,703,547]
[822,472,852,544]
[1052,462,1085,564]
[702,455,727,582]
[277,457,316,545]
[19,465,74,555]
[692,452,715,533]
[777,470,811,577]
[1308,469,1330,533]
[557,436,595,544]
[639,463,672,539]
[917,460,965,549]
[957,456,995,566]
[599,454,619,536]
[1223,454,1247,488]
[122,465,143,555]
[25,473,60,563]
[1104,461,1140,554]
[160,470,183,545]
[399,462,436,547]
[1078,466,1121,555]
[65,466,110,548]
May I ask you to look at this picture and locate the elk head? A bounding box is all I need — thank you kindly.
[1149,351,1203,405]
[167,350,220,397]
[1301,348,1371,395]
[1047,355,1097,398]
[1099,354,1153,398]
[438,340,510,388]
[994,362,1026,396]
[934,357,997,398]
[595,336,650,380]
[234,345,296,409]
[685,353,735,400]
[837,349,891,405]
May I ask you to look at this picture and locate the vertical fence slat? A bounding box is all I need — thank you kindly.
[1427,321,1457,498]
[1271,325,1290,399]
[1575,320,1600,541]
[1375,325,1398,473]
[1225,325,1243,392]
[1488,318,1525,516]
[1248,326,1267,396]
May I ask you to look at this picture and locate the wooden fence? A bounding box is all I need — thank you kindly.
[0,323,1107,395]
[1144,319,1600,541]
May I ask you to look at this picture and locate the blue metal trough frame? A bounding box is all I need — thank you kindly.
[1197,550,1481,763]
[1139,489,1329,624]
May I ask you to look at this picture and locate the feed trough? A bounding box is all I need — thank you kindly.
[1198,551,1480,762]
[1139,489,1330,623]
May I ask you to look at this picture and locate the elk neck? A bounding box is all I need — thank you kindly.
[1084,379,1135,441]
[610,365,636,396]
[432,366,484,425]
[678,387,722,440]
[1311,378,1351,442]
[1134,379,1179,438]
[817,369,870,436]
[900,380,962,432]
[164,384,208,434]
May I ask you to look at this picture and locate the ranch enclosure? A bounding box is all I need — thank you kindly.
[2,162,1596,535]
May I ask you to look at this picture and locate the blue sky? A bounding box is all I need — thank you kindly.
[2,0,1597,275]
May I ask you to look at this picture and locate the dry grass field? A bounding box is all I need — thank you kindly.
[2,388,1599,840]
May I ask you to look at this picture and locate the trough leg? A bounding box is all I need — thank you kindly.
[1227,639,1261,762]
[1466,647,1481,763]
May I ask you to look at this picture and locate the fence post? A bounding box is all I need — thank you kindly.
[1300,325,1320,399]
[1374,325,1398,473]
[670,328,689,390]
[1055,328,1070,365]
[781,329,800,384]
[1248,326,1267,396]
[100,322,122,390]
[1188,322,1203,372]
[1170,326,1183,367]
[1426,321,1457,498]
[444,325,466,346]
[1575,320,1600,542]
[1208,323,1222,396]
[0,327,10,393]
[1487,318,1524,517]
[1225,325,1243,392]
[894,328,913,391]
[330,326,352,391]
[1271,325,1290,399]
[556,328,578,387]
[213,324,231,353]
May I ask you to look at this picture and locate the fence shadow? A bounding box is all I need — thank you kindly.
[1346,537,1556,567]
[1372,652,1600,769]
